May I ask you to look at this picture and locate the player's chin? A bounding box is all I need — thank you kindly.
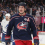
[19,12,24,14]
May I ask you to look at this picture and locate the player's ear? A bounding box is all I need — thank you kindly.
[24,8,26,12]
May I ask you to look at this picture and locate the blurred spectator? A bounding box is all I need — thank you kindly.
[10,10,14,16]
[36,9,41,17]
[34,16,41,27]
[13,2,15,7]
[0,3,3,10]
[43,3,45,11]
[27,1,32,8]
[37,26,41,31]
[26,4,30,14]
[32,9,36,17]
[1,9,7,19]
[0,12,3,22]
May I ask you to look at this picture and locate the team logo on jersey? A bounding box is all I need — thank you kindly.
[24,18,30,22]
[17,21,28,31]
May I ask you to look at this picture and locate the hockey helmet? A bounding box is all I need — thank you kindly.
[18,2,26,7]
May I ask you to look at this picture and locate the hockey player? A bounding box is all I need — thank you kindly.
[5,2,38,45]
[1,13,11,45]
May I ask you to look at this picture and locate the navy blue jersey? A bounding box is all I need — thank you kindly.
[6,14,37,40]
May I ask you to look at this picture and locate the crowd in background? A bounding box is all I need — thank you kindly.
[0,0,45,35]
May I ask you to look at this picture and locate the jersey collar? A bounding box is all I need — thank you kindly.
[19,13,26,16]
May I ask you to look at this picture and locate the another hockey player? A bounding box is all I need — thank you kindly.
[5,2,38,45]
[1,13,11,45]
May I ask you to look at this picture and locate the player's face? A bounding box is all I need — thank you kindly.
[19,6,25,14]
[5,16,9,20]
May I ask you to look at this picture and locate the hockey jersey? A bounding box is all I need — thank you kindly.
[1,19,9,34]
[7,14,37,40]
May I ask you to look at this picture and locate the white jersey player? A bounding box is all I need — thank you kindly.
[1,13,11,34]
[1,13,11,45]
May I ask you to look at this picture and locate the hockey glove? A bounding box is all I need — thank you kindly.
[33,36,39,45]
